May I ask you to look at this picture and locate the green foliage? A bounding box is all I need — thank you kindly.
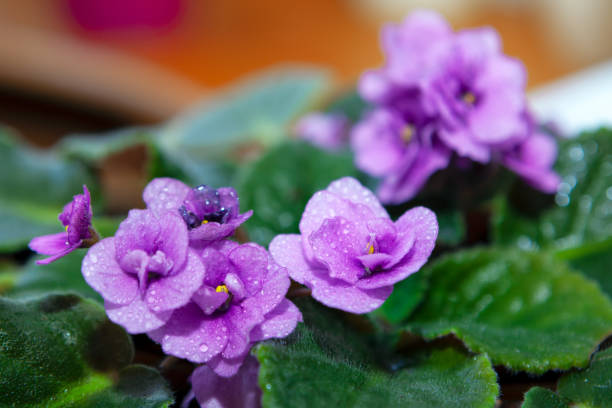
[373,272,428,325]
[405,248,612,373]
[493,129,612,297]
[150,69,328,186]
[522,347,612,408]
[0,129,97,252]
[0,294,172,408]
[6,250,102,303]
[521,387,569,408]
[236,140,359,246]
[57,128,150,164]
[256,298,498,408]
[324,89,370,123]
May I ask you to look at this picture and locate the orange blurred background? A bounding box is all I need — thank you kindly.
[1,0,612,143]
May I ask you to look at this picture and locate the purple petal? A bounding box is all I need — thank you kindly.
[309,217,367,284]
[206,350,250,378]
[309,269,393,314]
[192,286,229,315]
[29,232,71,256]
[269,234,311,285]
[191,355,261,407]
[189,210,253,244]
[250,299,302,342]
[114,210,161,261]
[351,109,407,176]
[358,253,393,271]
[156,211,189,271]
[105,297,172,334]
[149,302,229,363]
[326,177,389,219]
[200,244,234,286]
[146,250,206,312]
[295,112,348,151]
[438,127,490,163]
[228,243,268,296]
[358,69,393,104]
[377,144,451,204]
[66,185,92,244]
[222,304,263,359]
[367,217,397,253]
[34,242,81,265]
[142,177,191,214]
[357,207,437,290]
[299,190,374,261]
[251,260,291,316]
[82,238,138,305]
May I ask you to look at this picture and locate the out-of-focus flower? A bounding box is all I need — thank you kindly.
[269,177,437,314]
[353,10,559,203]
[503,131,561,193]
[295,112,349,151]
[143,178,252,246]
[187,354,262,408]
[29,185,97,264]
[82,209,205,333]
[149,241,301,377]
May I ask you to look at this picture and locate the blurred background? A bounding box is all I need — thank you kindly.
[2,0,612,142]
[2,0,612,211]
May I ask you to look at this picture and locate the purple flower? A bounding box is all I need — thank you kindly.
[503,130,560,193]
[294,112,349,151]
[269,177,438,314]
[186,355,261,408]
[29,185,96,264]
[143,178,252,246]
[352,10,558,202]
[149,241,301,377]
[82,209,205,333]
[351,107,451,204]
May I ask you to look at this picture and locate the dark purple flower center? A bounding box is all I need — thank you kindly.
[178,185,231,229]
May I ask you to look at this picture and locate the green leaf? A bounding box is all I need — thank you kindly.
[521,387,569,408]
[256,299,498,408]
[556,347,612,408]
[0,294,172,407]
[325,89,370,123]
[235,141,359,246]
[57,128,150,164]
[436,209,466,246]
[0,129,97,252]
[156,68,328,160]
[6,250,102,303]
[405,248,612,373]
[372,272,428,325]
[522,347,612,408]
[493,129,612,296]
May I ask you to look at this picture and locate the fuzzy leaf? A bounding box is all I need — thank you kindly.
[0,294,172,407]
[405,248,612,373]
[256,299,498,408]
[57,128,150,164]
[236,141,359,246]
[521,387,569,408]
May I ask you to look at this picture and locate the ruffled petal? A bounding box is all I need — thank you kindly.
[82,238,138,305]
[142,177,191,214]
[105,297,172,334]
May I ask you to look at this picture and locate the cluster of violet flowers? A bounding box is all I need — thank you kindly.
[296,10,561,204]
[30,174,437,407]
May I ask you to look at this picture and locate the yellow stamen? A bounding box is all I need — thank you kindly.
[215,284,229,294]
[366,244,375,255]
[201,219,209,225]
[65,225,69,232]
[401,125,415,143]
[462,92,476,105]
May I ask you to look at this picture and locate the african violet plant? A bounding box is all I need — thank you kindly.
[2,9,612,408]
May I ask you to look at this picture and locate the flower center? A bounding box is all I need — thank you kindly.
[215,284,229,294]
[401,125,415,143]
[178,184,231,229]
[214,284,232,312]
[461,91,476,106]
